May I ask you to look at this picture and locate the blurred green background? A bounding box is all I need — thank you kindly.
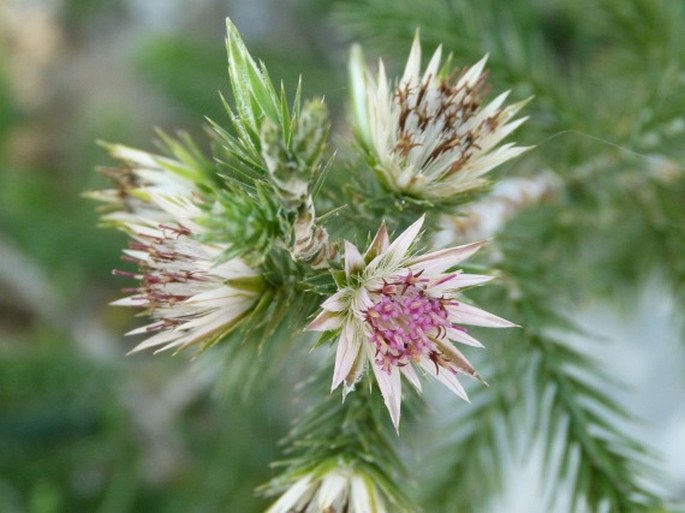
[1,0,684,512]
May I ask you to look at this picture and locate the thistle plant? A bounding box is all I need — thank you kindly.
[88,15,677,513]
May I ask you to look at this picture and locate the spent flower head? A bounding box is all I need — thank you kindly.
[307,216,516,429]
[350,33,530,201]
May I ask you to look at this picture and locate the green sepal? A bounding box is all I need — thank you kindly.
[225,275,266,293]
[331,269,347,287]
[310,329,338,350]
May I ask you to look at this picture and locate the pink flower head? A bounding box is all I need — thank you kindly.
[307,215,516,430]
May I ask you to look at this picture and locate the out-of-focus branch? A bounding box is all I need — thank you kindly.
[0,235,62,324]
[438,171,564,245]
[0,234,214,483]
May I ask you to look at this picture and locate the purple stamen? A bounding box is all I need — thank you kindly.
[365,271,453,372]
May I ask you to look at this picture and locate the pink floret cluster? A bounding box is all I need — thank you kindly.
[365,271,458,372]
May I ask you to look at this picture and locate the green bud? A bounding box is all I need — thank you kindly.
[261,118,308,209]
[260,99,330,211]
[292,99,329,174]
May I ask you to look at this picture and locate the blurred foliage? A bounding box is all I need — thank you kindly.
[1,0,684,512]
[0,332,290,513]
[0,72,16,144]
[0,335,124,513]
[0,168,124,298]
[135,37,228,120]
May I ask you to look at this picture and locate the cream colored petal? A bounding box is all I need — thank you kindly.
[349,44,372,146]
[448,302,518,328]
[422,44,443,83]
[108,144,161,168]
[401,364,423,392]
[321,289,349,312]
[458,54,488,89]
[369,347,403,430]
[435,339,482,381]
[428,273,493,294]
[481,90,511,117]
[368,215,424,274]
[212,256,259,279]
[364,222,389,262]
[400,31,422,85]
[446,326,485,347]
[476,116,529,155]
[428,177,489,198]
[353,286,374,314]
[125,322,161,336]
[122,249,149,262]
[111,295,146,307]
[127,329,179,354]
[343,347,367,396]
[148,192,202,229]
[350,475,374,513]
[462,143,530,179]
[332,321,363,391]
[265,475,315,513]
[317,472,348,509]
[306,309,343,332]
[420,356,469,401]
[184,286,251,306]
[173,311,242,351]
[455,273,495,287]
[407,240,485,275]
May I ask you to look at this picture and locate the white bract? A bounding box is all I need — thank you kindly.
[88,143,200,225]
[267,465,389,513]
[308,216,516,429]
[351,34,530,201]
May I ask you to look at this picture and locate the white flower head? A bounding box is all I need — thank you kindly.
[90,144,262,354]
[267,463,389,513]
[112,192,262,354]
[308,216,516,430]
[350,33,530,201]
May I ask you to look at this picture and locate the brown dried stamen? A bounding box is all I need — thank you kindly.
[392,64,502,177]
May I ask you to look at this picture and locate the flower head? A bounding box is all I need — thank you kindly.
[350,34,530,201]
[91,145,262,354]
[308,216,515,429]
[266,463,390,513]
[114,193,262,354]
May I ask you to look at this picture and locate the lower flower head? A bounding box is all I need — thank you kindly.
[266,463,390,513]
[308,215,516,429]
